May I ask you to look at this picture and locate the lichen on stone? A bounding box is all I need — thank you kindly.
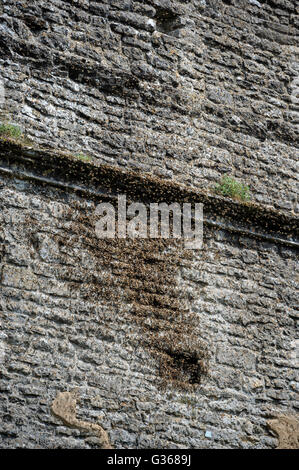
[51,390,112,449]
[267,415,299,449]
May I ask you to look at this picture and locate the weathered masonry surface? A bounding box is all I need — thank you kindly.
[0,0,298,212]
[0,144,298,449]
[0,0,298,449]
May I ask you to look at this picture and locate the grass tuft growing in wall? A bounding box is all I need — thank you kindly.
[0,123,22,139]
[214,176,251,201]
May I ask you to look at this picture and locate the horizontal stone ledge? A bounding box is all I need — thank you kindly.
[0,138,298,248]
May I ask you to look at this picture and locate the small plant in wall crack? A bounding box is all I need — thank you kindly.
[0,121,33,146]
[214,176,251,201]
[0,122,22,139]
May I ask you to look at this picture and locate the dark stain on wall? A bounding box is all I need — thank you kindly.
[154,6,181,35]
[53,223,209,390]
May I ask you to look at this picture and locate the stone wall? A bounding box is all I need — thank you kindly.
[0,145,298,448]
[0,0,298,449]
[0,0,298,212]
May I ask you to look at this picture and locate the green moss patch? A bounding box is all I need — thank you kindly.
[73,153,92,162]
